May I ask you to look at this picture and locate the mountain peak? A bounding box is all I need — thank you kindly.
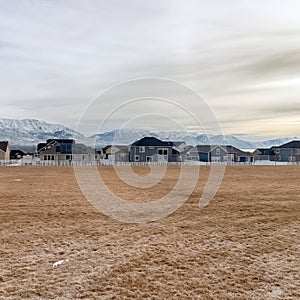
[0,118,297,149]
[0,118,85,146]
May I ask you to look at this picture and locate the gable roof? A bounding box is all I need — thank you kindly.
[46,139,74,144]
[195,145,214,153]
[102,145,112,152]
[192,145,252,156]
[10,149,26,159]
[0,141,9,152]
[131,137,174,147]
[37,143,47,152]
[255,148,274,155]
[225,145,252,156]
[10,149,26,156]
[279,140,300,148]
[102,145,129,153]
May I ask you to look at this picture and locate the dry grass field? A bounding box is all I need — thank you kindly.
[0,166,299,299]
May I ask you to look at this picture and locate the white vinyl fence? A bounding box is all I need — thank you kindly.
[0,159,299,167]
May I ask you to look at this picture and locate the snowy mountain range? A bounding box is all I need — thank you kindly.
[0,118,86,146]
[0,118,298,150]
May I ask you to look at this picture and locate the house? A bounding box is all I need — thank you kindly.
[225,145,254,163]
[129,137,182,162]
[10,149,26,160]
[254,148,275,161]
[101,145,129,162]
[189,145,254,163]
[0,141,10,160]
[37,139,99,162]
[254,140,300,162]
[178,145,195,162]
[272,140,300,162]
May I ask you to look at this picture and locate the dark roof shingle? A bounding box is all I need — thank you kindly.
[131,137,174,147]
[0,141,8,152]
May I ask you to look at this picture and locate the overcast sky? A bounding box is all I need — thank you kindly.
[0,0,300,137]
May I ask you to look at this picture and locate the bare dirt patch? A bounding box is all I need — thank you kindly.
[0,166,299,299]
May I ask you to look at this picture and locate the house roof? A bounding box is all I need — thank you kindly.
[195,145,214,153]
[0,141,9,152]
[255,148,274,155]
[37,143,47,152]
[192,145,253,156]
[46,139,74,144]
[114,145,129,153]
[102,145,112,152]
[131,137,174,147]
[102,145,129,153]
[194,145,228,153]
[173,141,186,146]
[279,140,300,149]
[10,149,26,159]
[10,149,26,156]
[225,145,252,156]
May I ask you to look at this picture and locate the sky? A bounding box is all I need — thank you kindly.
[0,0,300,137]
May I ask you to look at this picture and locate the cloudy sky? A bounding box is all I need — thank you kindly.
[1,0,300,137]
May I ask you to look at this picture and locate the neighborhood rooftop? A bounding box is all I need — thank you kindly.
[0,137,300,165]
[131,136,174,147]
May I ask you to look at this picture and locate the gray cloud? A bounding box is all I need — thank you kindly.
[0,0,299,136]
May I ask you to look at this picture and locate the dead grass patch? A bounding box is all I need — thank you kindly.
[0,166,299,299]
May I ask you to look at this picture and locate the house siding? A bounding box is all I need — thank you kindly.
[129,137,181,163]
[130,146,179,162]
[0,142,10,160]
[38,139,98,162]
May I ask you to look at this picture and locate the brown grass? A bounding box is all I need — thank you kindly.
[0,166,299,299]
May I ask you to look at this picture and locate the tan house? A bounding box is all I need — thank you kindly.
[101,145,129,162]
[0,141,10,160]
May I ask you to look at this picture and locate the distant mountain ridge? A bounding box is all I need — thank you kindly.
[0,118,298,150]
[90,129,297,149]
[0,118,86,146]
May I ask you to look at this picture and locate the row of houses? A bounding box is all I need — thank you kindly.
[1,137,300,164]
[99,138,300,164]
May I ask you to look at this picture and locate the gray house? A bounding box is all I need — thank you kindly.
[189,145,254,163]
[37,139,99,162]
[254,140,300,162]
[272,140,300,162]
[129,137,181,163]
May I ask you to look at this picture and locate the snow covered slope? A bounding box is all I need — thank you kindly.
[0,118,297,149]
[0,118,85,146]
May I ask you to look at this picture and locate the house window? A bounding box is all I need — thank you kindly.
[135,155,139,161]
[66,155,72,160]
[216,148,220,155]
[211,156,221,162]
[146,156,153,162]
[158,148,168,156]
[139,146,145,153]
[44,155,47,160]
[51,155,54,160]
[82,155,85,160]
